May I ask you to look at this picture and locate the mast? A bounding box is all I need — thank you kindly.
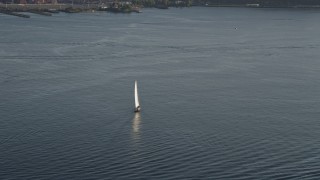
[134,80,140,112]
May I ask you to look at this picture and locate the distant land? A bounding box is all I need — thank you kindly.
[1,0,320,18]
[1,0,320,8]
[198,0,320,8]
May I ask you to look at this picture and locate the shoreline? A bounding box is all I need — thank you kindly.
[1,3,320,18]
[2,3,320,10]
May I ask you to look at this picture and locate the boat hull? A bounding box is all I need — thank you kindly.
[134,106,141,112]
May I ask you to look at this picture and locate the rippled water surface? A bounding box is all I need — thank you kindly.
[1,7,320,179]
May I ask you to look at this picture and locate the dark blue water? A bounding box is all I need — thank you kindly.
[1,7,320,179]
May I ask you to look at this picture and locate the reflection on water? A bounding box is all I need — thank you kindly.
[2,8,320,180]
[132,112,141,140]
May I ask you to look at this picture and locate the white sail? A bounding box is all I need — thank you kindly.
[134,80,140,112]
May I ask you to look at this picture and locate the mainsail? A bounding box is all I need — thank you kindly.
[134,80,140,112]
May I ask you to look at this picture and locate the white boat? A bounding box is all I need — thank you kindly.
[134,80,141,112]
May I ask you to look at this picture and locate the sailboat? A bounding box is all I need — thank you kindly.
[134,80,141,112]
